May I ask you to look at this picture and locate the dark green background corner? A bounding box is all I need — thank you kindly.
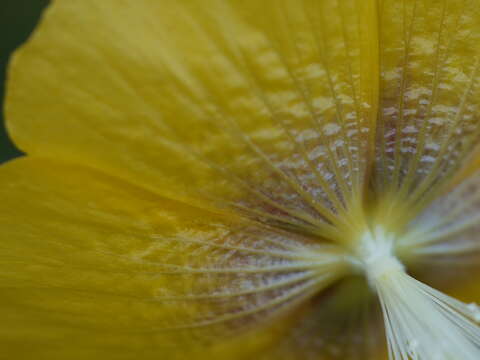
[0,0,49,163]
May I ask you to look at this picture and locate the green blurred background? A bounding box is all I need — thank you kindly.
[0,0,49,163]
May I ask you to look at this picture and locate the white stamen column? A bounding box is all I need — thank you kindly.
[356,227,480,360]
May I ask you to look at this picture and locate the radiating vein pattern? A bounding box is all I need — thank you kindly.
[400,170,480,264]
[150,0,374,238]
[122,225,348,338]
[6,0,480,360]
[376,0,480,210]
[0,159,349,356]
[6,0,378,242]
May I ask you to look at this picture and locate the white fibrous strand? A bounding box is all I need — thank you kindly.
[359,226,480,360]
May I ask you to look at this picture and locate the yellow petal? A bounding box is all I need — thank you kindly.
[5,0,379,242]
[0,157,350,359]
[375,0,480,214]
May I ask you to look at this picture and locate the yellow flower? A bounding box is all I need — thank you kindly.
[2,0,480,359]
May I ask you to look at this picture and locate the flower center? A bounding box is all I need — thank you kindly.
[351,225,406,287]
[347,227,480,360]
